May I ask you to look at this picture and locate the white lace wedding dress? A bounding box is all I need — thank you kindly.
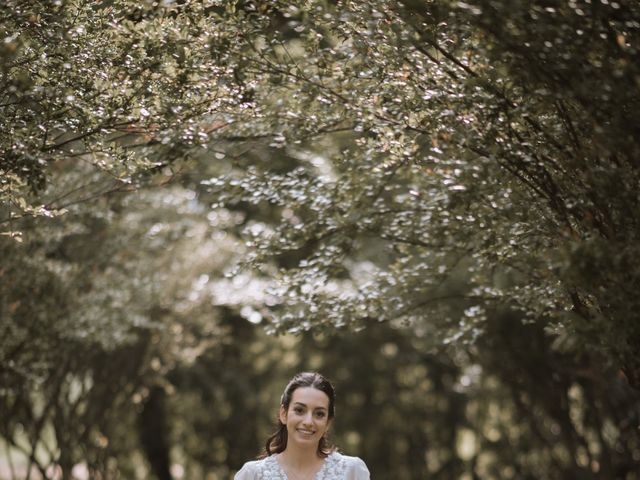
[234,452,370,480]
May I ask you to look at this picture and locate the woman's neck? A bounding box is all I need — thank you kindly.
[278,444,323,469]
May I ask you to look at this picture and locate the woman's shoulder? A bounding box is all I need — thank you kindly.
[330,451,366,466]
[325,452,369,479]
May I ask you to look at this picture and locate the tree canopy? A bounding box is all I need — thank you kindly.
[1,0,640,479]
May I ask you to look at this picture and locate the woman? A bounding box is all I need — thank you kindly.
[234,372,370,480]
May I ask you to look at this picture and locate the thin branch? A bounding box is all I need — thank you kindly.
[42,121,133,152]
[401,9,571,156]
[243,44,434,136]
[394,294,494,320]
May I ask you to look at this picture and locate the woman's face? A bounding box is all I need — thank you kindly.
[280,386,331,448]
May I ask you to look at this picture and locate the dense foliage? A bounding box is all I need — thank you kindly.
[1,0,640,479]
[203,0,640,385]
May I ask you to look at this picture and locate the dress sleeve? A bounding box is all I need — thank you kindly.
[346,457,370,480]
[234,462,257,480]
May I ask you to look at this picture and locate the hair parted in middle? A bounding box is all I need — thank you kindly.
[261,371,336,458]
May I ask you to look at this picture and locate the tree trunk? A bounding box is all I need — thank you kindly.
[139,386,172,480]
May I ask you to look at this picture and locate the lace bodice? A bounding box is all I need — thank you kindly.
[234,452,370,480]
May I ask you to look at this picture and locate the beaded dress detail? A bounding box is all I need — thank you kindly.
[234,452,369,480]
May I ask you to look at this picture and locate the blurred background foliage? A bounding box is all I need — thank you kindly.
[1,0,640,479]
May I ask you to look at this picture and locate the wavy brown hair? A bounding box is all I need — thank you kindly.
[261,372,336,458]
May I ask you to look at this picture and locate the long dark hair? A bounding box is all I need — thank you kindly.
[261,372,336,458]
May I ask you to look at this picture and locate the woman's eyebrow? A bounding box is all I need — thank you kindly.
[293,402,327,411]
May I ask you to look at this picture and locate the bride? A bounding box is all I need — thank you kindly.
[234,372,370,480]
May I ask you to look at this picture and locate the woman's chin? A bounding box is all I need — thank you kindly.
[291,431,318,444]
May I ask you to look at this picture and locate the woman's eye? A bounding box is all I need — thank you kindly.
[315,411,325,418]
[294,407,304,414]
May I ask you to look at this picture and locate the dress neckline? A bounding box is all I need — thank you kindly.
[269,452,336,480]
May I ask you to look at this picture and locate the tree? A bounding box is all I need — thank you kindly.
[6,1,638,378]
[0,169,249,478]
[0,0,247,232]
[2,0,640,478]
[201,0,640,388]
